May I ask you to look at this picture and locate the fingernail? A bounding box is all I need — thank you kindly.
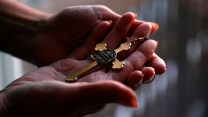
[130,98,138,108]
[137,77,143,86]
[121,91,138,108]
[143,75,156,84]
[133,82,141,90]
[150,22,159,34]
[158,67,167,75]
[151,22,159,30]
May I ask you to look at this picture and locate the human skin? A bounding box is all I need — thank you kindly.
[0,1,165,78]
[0,22,158,117]
[0,1,166,116]
[0,14,159,116]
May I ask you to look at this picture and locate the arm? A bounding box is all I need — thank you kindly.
[0,0,47,23]
[0,20,158,116]
[0,0,166,86]
[0,0,49,63]
[0,11,164,116]
[0,93,9,116]
[0,0,120,65]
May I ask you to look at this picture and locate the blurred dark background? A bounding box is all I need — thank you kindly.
[134,0,208,117]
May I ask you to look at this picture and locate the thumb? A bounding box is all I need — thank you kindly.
[67,81,138,108]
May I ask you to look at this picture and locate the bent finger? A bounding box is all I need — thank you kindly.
[147,53,166,74]
[128,20,159,37]
[141,67,155,83]
[111,40,158,82]
[67,81,138,108]
[104,12,136,48]
[127,71,143,89]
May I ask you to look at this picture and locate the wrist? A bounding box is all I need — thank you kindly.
[0,92,10,116]
[0,14,50,65]
[0,0,49,25]
[0,0,52,65]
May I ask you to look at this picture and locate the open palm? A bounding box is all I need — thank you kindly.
[0,13,160,117]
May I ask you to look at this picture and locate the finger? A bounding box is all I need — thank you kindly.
[128,22,152,42]
[127,71,143,89]
[114,22,155,68]
[111,40,158,82]
[128,20,159,37]
[141,67,155,83]
[150,22,159,34]
[122,22,153,59]
[126,66,156,88]
[104,12,136,48]
[70,21,112,59]
[147,53,166,74]
[125,22,159,66]
[34,80,136,116]
[66,81,138,108]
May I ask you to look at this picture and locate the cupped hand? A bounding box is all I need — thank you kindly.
[0,13,162,117]
[28,5,165,84]
[0,79,136,117]
[31,5,160,66]
[32,5,120,66]
[51,12,166,87]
